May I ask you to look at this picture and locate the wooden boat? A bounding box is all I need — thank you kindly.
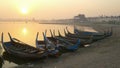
[53,30,81,51]
[66,26,113,41]
[64,28,92,39]
[1,33,48,59]
[52,30,79,44]
[55,37,81,51]
[66,26,104,36]
[56,30,93,46]
[46,30,81,51]
[57,28,107,44]
[73,26,98,36]
[87,27,113,42]
[36,32,61,57]
[74,26,113,37]
[92,29,112,41]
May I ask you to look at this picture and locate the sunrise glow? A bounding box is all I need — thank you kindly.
[21,7,28,14]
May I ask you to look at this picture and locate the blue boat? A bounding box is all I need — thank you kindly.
[55,37,81,51]
[36,32,61,57]
[46,30,81,51]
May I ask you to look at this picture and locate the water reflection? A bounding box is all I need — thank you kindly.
[22,27,27,35]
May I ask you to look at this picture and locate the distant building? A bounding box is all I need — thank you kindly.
[87,16,120,22]
[74,14,87,23]
[39,14,120,24]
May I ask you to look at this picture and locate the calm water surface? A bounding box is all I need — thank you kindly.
[0,22,96,68]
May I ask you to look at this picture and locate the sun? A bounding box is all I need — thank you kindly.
[21,8,28,14]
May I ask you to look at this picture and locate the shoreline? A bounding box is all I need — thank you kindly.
[10,23,120,68]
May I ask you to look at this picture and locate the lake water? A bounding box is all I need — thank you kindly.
[0,22,97,68]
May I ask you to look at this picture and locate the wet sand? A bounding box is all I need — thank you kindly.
[4,23,120,68]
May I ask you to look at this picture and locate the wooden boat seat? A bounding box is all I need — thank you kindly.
[29,50,40,54]
[37,51,44,54]
[10,46,26,51]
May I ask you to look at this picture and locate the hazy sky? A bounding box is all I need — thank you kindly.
[0,0,120,19]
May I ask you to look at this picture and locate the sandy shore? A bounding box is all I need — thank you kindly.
[3,23,120,68]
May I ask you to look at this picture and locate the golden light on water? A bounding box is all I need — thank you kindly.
[22,27,27,35]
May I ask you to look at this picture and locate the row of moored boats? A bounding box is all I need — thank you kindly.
[0,26,113,59]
